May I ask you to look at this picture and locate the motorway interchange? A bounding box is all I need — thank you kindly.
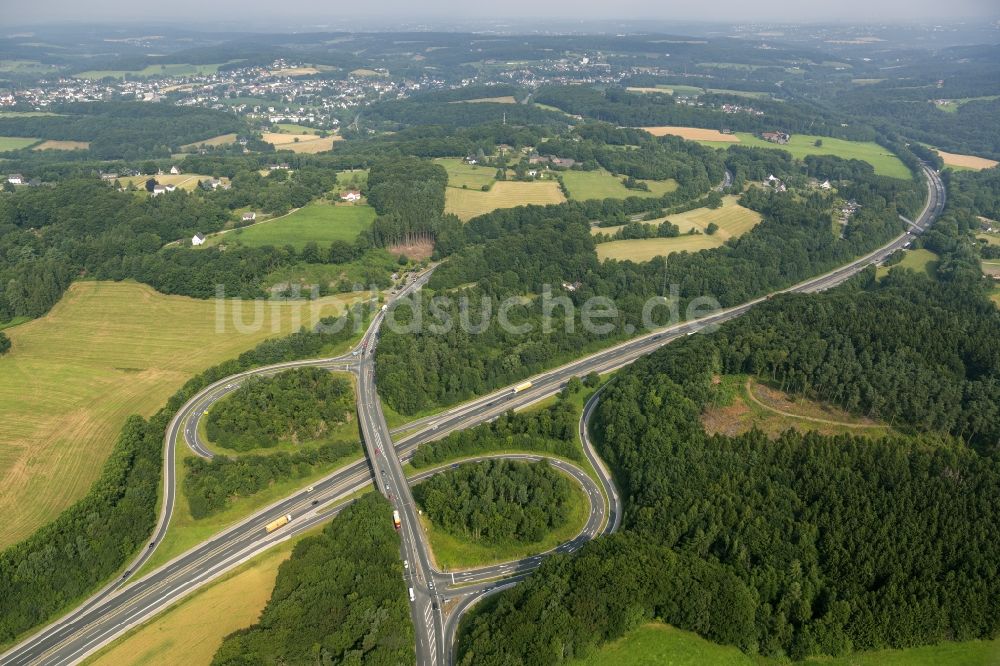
[1,166,944,666]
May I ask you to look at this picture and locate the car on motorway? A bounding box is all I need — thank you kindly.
[408,587,415,601]
[311,500,319,506]
[306,485,314,492]
[404,559,409,570]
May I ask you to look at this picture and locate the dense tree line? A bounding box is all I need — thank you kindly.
[410,402,583,468]
[0,331,9,355]
[205,368,354,451]
[0,308,367,641]
[212,494,414,665]
[377,160,913,414]
[593,220,681,243]
[183,439,359,518]
[0,102,245,160]
[414,459,574,544]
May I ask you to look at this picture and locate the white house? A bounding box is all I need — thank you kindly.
[170,166,181,175]
[192,233,206,246]
[164,184,177,193]
[340,190,362,202]
[820,180,832,190]
[152,185,167,196]
[242,212,257,222]
[7,174,23,185]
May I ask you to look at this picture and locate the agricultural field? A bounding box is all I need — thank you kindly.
[203,202,375,250]
[436,157,497,189]
[570,623,753,666]
[119,173,222,192]
[449,96,518,104]
[701,375,893,440]
[876,249,939,280]
[261,131,339,153]
[418,473,590,570]
[570,622,1000,666]
[32,140,89,151]
[597,235,721,262]
[594,195,761,239]
[628,84,771,99]
[560,168,679,201]
[983,260,1000,280]
[642,126,740,142]
[89,533,301,666]
[0,281,362,549]
[0,136,40,151]
[933,148,999,171]
[978,232,1000,246]
[181,133,238,150]
[444,181,565,221]
[273,123,320,134]
[691,132,911,179]
[74,62,231,80]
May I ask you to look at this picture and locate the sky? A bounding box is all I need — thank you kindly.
[4,0,999,27]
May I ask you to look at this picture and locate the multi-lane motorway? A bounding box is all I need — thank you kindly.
[1,165,944,666]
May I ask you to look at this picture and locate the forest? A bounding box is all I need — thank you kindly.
[413,459,575,544]
[0,102,246,159]
[457,225,1000,661]
[211,494,414,665]
[409,401,583,468]
[205,367,354,451]
[183,439,359,519]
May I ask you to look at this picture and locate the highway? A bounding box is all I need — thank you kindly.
[0,165,943,666]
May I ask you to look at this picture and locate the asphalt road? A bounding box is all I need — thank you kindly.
[1,166,944,666]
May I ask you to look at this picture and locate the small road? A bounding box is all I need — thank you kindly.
[1,166,944,666]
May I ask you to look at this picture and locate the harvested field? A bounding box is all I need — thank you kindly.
[935,149,999,171]
[32,140,89,151]
[641,126,740,142]
[262,132,340,153]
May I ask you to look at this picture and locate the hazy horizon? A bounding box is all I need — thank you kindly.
[5,0,1000,30]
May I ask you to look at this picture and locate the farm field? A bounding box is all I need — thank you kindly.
[991,286,1000,308]
[32,139,89,151]
[0,136,40,151]
[88,533,302,666]
[642,126,740,142]
[0,281,362,549]
[273,123,320,134]
[628,84,771,99]
[181,133,238,149]
[594,195,761,238]
[978,232,1000,246]
[436,157,497,189]
[119,173,222,191]
[597,234,721,261]
[560,168,679,201]
[418,471,590,570]
[450,95,518,104]
[571,622,1000,666]
[203,202,375,250]
[934,148,999,171]
[934,95,1000,113]
[75,62,231,79]
[445,181,565,221]
[262,131,339,153]
[693,132,911,179]
[876,249,939,280]
[983,260,1000,280]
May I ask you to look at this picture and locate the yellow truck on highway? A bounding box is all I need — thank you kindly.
[265,514,293,534]
[512,381,532,395]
